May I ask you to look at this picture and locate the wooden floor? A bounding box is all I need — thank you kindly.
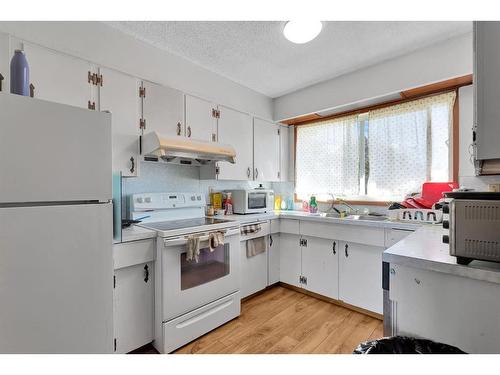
[168,285,383,354]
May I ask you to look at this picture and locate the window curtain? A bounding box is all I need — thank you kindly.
[295,115,360,198]
[366,91,456,200]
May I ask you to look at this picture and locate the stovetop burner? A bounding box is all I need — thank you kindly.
[139,217,233,232]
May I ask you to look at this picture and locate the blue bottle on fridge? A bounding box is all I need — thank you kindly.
[10,49,30,96]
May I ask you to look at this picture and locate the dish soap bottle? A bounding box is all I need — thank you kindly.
[309,195,318,214]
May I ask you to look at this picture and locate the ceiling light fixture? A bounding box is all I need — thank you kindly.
[283,21,323,44]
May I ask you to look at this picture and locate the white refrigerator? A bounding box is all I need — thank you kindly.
[0,94,113,353]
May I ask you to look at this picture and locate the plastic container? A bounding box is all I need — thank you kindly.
[421,182,459,205]
[274,195,282,211]
[10,49,30,96]
[224,192,233,215]
[309,195,318,214]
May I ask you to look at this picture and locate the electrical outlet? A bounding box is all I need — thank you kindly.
[488,184,500,192]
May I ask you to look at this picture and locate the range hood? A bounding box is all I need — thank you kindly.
[141,131,236,165]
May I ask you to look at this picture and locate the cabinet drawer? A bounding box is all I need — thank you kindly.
[114,239,155,270]
[280,219,300,234]
[300,221,385,247]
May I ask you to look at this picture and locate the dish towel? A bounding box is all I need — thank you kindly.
[241,224,262,235]
[186,235,201,262]
[246,236,266,258]
[208,231,225,252]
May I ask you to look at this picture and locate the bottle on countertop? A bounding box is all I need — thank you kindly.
[224,192,233,215]
[309,195,318,214]
[274,194,282,211]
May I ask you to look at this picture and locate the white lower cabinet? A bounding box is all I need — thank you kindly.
[339,241,385,314]
[268,231,280,285]
[279,233,302,287]
[301,236,339,299]
[113,239,155,353]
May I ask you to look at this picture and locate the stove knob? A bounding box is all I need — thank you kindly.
[197,196,202,201]
[442,204,449,214]
[191,195,196,201]
[442,235,449,244]
[442,220,449,229]
[145,197,151,203]
[137,197,144,203]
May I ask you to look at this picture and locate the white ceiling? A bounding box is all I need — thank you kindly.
[107,21,472,98]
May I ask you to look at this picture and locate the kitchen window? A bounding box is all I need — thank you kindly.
[295,91,457,203]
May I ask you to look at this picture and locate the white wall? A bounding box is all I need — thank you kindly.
[0,21,273,121]
[274,33,473,121]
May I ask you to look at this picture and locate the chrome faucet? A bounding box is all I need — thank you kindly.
[336,199,358,214]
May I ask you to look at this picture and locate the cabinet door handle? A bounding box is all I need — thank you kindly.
[269,234,273,247]
[345,243,349,257]
[255,168,259,179]
[144,264,149,283]
[332,241,336,255]
[187,126,192,137]
[0,73,3,92]
[129,156,135,174]
[29,83,35,98]
[176,122,182,136]
[247,167,251,179]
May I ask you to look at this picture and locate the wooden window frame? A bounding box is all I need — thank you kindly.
[292,75,472,205]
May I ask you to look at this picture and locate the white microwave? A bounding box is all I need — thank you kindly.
[229,189,274,214]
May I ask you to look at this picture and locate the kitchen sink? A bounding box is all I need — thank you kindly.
[344,214,388,221]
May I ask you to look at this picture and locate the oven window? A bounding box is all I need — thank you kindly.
[180,243,230,290]
[248,193,267,209]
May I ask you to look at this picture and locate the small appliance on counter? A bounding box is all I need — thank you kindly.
[229,188,274,214]
[442,191,500,265]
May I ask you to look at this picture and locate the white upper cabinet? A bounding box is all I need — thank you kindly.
[185,94,217,142]
[0,33,9,93]
[253,118,280,182]
[142,81,184,137]
[217,105,253,180]
[474,21,500,160]
[99,68,141,177]
[23,43,93,109]
[279,124,293,182]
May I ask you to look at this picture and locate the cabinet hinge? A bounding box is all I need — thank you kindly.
[212,108,216,118]
[215,165,220,175]
[88,72,103,86]
[139,86,146,98]
[114,338,117,352]
[139,118,146,130]
[277,171,281,179]
[300,238,307,247]
[113,275,116,289]
[299,275,307,285]
[211,133,217,142]
[87,101,96,110]
[217,109,220,118]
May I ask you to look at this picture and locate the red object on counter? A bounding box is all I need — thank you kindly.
[421,182,459,204]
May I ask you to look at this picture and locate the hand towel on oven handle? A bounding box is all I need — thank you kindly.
[186,235,201,262]
[240,223,262,235]
[208,231,225,252]
[246,237,266,258]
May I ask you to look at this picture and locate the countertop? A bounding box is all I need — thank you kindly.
[117,210,422,243]
[226,210,422,230]
[383,225,500,284]
[118,225,157,244]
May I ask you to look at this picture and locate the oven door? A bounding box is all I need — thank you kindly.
[161,227,240,321]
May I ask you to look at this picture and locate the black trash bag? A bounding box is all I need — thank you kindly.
[353,336,466,354]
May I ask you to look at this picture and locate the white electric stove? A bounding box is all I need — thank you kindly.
[129,192,241,353]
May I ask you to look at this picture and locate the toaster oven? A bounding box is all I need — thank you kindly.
[229,189,274,214]
[442,192,500,265]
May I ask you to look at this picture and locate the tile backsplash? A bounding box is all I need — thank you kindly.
[121,161,293,216]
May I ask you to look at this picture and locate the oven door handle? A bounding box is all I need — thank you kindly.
[163,227,240,247]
